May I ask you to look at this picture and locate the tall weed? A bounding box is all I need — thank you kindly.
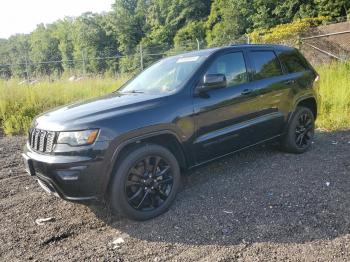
[0,77,129,135]
[316,62,350,130]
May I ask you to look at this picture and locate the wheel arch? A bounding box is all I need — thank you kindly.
[284,96,317,134]
[103,131,188,196]
[295,96,317,119]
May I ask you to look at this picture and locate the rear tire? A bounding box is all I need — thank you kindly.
[109,144,180,221]
[282,106,315,154]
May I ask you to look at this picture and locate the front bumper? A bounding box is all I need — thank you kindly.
[22,141,111,202]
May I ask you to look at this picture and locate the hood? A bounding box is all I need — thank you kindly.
[34,92,161,131]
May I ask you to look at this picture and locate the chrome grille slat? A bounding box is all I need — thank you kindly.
[28,128,56,153]
[34,130,40,150]
[46,132,55,152]
[31,129,35,148]
[30,129,36,148]
[39,131,47,151]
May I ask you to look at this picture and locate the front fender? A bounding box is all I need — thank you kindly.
[100,127,187,195]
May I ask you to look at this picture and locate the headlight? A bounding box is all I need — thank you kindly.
[57,129,99,146]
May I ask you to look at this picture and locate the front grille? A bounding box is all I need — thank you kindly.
[28,128,56,153]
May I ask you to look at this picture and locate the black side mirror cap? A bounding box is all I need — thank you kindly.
[197,74,227,93]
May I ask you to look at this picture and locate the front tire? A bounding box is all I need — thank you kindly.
[282,106,315,154]
[109,144,180,221]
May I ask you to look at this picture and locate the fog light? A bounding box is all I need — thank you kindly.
[56,171,79,180]
[56,166,86,181]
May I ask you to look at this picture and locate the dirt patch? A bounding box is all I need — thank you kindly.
[1,130,350,261]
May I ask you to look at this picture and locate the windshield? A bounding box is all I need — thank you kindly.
[119,55,206,94]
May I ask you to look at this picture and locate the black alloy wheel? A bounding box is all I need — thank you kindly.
[295,112,314,149]
[125,156,173,211]
[282,106,315,154]
[109,144,180,220]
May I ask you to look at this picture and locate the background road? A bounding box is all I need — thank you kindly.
[1,130,350,261]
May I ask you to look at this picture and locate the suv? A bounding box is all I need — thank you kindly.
[23,45,319,220]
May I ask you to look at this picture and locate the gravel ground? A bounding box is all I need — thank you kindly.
[1,130,350,261]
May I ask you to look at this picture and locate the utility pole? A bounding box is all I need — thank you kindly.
[82,50,86,76]
[24,55,30,81]
[196,38,200,50]
[140,43,144,71]
[297,35,302,50]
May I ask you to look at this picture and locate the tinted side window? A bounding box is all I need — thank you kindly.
[278,51,307,73]
[251,51,282,80]
[206,52,248,87]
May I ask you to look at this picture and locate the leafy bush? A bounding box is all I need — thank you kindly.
[249,17,330,45]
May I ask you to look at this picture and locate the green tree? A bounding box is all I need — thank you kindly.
[0,39,12,78]
[173,21,205,51]
[316,0,349,18]
[7,34,31,78]
[97,12,120,76]
[251,0,279,29]
[73,12,116,74]
[30,24,62,77]
[140,0,210,69]
[110,0,150,72]
[111,0,149,55]
[273,0,318,22]
[53,18,75,72]
[206,0,254,47]
[146,0,210,46]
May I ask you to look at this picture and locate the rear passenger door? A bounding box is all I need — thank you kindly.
[245,49,291,138]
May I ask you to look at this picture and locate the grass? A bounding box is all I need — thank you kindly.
[0,62,349,135]
[0,76,129,135]
[316,62,350,131]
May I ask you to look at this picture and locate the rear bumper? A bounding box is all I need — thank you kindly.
[22,141,111,203]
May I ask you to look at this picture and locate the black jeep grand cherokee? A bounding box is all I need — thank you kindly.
[23,45,319,220]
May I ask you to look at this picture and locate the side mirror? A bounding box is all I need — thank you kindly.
[197,74,227,93]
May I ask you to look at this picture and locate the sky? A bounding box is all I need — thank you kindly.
[0,0,115,39]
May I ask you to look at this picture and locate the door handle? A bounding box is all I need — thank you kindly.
[241,89,252,95]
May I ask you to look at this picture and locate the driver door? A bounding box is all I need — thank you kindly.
[193,51,267,163]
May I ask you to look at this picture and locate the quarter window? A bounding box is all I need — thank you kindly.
[251,51,283,80]
[278,51,307,73]
[206,52,248,87]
